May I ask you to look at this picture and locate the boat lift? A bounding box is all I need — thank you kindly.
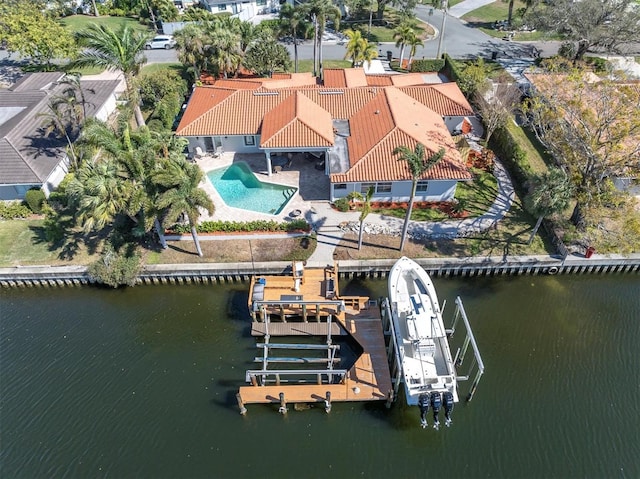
[245,299,348,387]
[383,295,484,404]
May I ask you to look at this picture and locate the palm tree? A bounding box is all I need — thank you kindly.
[357,186,375,250]
[279,3,309,73]
[524,167,574,245]
[39,95,84,169]
[393,144,446,252]
[343,29,376,67]
[304,0,341,78]
[72,24,150,127]
[68,159,132,233]
[393,23,415,70]
[154,159,214,257]
[407,34,424,70]
[209,27,242,79]
[174,23,207,82]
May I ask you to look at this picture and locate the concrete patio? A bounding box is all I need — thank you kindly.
[195,151,331,223]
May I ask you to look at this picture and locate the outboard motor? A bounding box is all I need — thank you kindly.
[431,392,442,430]
[443,391,454,427]
[418,393,430,429]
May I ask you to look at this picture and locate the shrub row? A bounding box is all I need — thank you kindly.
[490,125,534,193]
[442,53,464,83]
[0,201,32,219]
[410,59,445,73]
[169,219,310,234]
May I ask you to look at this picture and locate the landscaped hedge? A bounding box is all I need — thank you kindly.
[489,125,534,194]
[443,53,464,83]
[410,59,445,73]
[169,219,311,235]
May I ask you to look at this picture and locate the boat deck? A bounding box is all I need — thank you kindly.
[238,263,393,408]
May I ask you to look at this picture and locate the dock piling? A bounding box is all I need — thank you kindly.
[236,393,247,415]
[278,392,288,414]
[324,391,332,413]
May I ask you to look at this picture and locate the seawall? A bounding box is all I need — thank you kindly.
[1,255,639,288]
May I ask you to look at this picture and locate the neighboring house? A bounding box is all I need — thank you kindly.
[0,72,120,200]
[176,68,476,203]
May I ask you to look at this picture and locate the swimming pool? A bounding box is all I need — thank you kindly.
[206,162,298,215]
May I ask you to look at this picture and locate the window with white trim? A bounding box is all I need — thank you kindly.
[360,183,375,194]
[416,181,429,192]
[376,182,392,193]
[243,135,255,146]
[334,183,347,190]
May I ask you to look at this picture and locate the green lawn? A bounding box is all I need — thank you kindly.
[0,219,100,266]
[59,14,149,34]
[141,63,184,75]
[296,60,352,73]
[505,120,552,175]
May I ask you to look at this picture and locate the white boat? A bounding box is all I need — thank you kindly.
[388,256,458,428]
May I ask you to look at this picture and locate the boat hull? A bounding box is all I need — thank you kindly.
[388,257,458,405]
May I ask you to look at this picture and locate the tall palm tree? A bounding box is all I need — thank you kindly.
[154,159,214,257]
[72,24,150,127]
[304,0,341,78]
[393,144,445,252]
[524,167,574,245]
[407,34,424,70]
[279,3,309,73]
[343,29,377,67]
[393,23,415,70]
[39,97,82,169]
[209,27,242,78]
[357,186,375,250]
[174,23,207,83]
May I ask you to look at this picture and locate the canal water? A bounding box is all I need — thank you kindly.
[1,274,639,479]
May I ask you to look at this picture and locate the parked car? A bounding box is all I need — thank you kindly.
[145,35,176,50]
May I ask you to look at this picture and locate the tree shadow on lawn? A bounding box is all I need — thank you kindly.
[29,220,105,261]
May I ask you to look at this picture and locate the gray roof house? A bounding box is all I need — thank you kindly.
[0,72,120,200]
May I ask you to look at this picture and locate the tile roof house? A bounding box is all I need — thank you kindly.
[176,69,476,203]
[0,72,121,200]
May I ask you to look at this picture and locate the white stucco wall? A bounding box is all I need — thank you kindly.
[42,158,70,197]
[331,179,458,202]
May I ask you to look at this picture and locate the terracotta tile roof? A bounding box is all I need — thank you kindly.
[209,79,264,90]
[323,68,370,88]
[390,73,435,86]
[332,87,471,183]
[260,92,334,148]
[398,83,474,116]
[366,75,394,86]
[176,89,293,136]
[177,73,473,183]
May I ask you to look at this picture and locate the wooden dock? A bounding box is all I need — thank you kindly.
[237,262,393,411]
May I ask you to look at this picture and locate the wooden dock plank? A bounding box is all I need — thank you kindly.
[240,264,392,410]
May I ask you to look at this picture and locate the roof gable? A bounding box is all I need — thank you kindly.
[260,92,334,148]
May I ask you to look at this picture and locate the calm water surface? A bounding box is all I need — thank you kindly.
[1,274,639,479]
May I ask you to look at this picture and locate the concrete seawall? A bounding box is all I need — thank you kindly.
[1,255,639,288]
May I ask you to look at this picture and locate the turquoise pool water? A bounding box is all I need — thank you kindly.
[206,162,298,215]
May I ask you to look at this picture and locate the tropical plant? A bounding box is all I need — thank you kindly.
[88,242,141,288]
[343,29,377,67]
[357,186,375,250]
[406,34,424,70]
[393,22,415,70]
[153,158,215,257]
[72,24,151,127]
[279,3,311,73]
[174,23,208,82]
[524,167,574,245]
[303,0,341,78]
[39,96,83,169]
[393,144,446,252]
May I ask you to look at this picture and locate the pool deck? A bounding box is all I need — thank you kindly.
[196,152,331,223]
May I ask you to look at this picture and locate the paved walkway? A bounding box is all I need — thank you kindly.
[448,0,496,19]
[306,157,515,264]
